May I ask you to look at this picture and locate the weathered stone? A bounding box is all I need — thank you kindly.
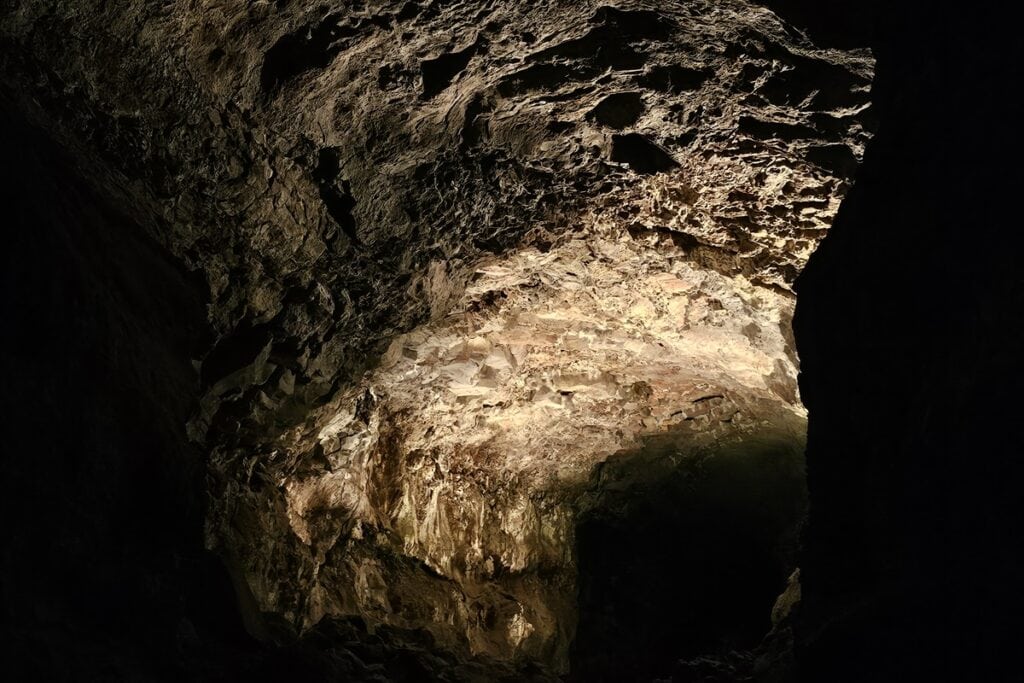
[1,1,873,678]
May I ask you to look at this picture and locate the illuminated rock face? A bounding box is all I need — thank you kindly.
[250,234,809,668]
[1,0,872,676]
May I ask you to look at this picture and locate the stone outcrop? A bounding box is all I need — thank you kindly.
[1,1,874,678]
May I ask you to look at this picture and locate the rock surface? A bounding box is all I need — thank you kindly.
[1,1,872,678]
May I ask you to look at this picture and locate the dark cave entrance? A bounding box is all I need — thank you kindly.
[567,431,807,682]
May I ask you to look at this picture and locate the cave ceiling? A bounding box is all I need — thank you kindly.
[0,0,873,675]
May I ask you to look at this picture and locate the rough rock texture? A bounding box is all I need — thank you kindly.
[1,1,873,678]
[236,234,811,674]
[0,93,560,683]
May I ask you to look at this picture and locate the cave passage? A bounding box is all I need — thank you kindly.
[569,433,807,682]
[0,0,879,678]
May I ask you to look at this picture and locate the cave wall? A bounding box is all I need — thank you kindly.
[5,0,1023,678]
[0,106,255,678]
[790,3,1024,680]
[1,3,875,676]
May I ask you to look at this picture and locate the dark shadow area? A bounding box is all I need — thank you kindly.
[260,12,368,94]
[751,1,874,49]
[0,101,259,679]
[778,3,1024,680]
[568,431,806,682]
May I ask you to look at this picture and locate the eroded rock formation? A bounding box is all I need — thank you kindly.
[2,1,874,679]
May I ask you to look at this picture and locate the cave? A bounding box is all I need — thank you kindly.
[3,2,1023,681]
[569,429,806,682]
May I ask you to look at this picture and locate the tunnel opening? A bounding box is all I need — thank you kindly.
[568,429,807,682]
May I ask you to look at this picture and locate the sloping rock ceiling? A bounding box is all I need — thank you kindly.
[2,1,873,679]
